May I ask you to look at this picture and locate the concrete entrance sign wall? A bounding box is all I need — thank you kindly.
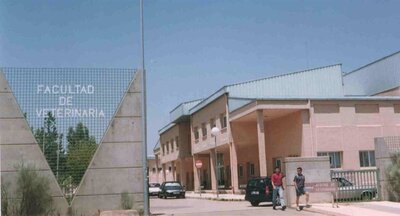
[0,72,69,215]
[0,70,144,215]
[282,156,331,206]
[71,71,144,215]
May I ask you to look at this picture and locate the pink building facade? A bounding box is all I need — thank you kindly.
[153,51,400,194]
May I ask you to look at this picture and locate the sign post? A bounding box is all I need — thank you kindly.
[195,160,203,197]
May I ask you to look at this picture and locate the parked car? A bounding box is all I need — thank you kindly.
[158,181,185,199]
[331,177,377,200]
[149,183,161,196]
[245,177,274,207]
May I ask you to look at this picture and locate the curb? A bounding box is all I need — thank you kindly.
[185,196,245,202]
[300,207,348,216]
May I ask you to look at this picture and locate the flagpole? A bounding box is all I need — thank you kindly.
[140,0,149,215]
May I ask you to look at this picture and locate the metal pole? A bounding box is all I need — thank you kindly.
[215,136,219,198]
[42,127,45,153]
[56,144,59,180]
[139,0,149,215]
[198,168,201,197]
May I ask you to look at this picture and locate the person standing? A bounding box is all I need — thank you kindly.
[293,167,310,211]
[271,167,286,211]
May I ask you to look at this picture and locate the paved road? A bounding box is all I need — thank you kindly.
[150,197,326,216]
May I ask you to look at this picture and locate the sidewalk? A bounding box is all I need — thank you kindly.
[303,201,400,216]
[185,191,245,201]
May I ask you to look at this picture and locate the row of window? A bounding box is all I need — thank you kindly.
[194,113,227,141]
[153,151,375,177]
[238,163,256,178]
[317,150,375,168]
[162,136,179,155]
[151,166,176,173]
[314,103,400,114]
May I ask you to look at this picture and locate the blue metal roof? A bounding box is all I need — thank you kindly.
[343,51,400,96]
[158,123,176,135]
[227,64,343,98]
[190,64,344,114]
[153,140,160,151]
[229,96,400,113]
[169,99,203,122]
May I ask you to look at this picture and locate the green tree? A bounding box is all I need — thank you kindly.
[34,112,66,181]
[387,152,400,201]
[66,122,97,186]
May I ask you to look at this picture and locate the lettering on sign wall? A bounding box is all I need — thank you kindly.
[36,84,105,118]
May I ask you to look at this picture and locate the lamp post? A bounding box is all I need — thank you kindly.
[211,126,220,198]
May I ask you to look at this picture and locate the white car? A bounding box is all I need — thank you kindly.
[149,183,161,196]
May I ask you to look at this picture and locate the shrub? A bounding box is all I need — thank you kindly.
[120,191,133,210]
[387,152,400,201]
[1,184,9,216]
[3,164,55,216]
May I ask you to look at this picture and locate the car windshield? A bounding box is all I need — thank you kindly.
[247,179,266,188]
[334,178,353,187]
[165,182,182,190]
[149,183,160,188]
[340,178,353,187]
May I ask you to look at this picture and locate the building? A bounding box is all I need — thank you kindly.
[147,154,163,184]
[154,51,400,194]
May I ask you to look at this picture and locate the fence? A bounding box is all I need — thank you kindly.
[330,169,380,202]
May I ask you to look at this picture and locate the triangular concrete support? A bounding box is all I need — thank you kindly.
[0,72,69,215]
[71,71,144,215]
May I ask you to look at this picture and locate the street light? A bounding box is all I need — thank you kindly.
[211,126,220,198]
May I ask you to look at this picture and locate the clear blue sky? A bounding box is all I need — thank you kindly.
[1,0,400,153]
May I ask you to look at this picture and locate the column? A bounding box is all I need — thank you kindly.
[155,155,160,183]
[257,110,268,176]
[210,149,217,192]
[193,155,200,192]
[179,159,186,187]
[230,141,239,193]
[171,161,176,181]
[162,164,166,182]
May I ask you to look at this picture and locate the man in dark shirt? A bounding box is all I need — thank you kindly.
[293,167,310,211]
[271,167,286,210]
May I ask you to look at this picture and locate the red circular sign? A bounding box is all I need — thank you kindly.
[195,160,203,169]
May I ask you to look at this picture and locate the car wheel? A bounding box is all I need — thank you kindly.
[163,195,167,199]
[361,192,373,201]
[251,201,259,207]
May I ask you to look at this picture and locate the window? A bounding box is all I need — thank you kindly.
[166,142,170,154]
[158,167,162,172]
[175,136,179,149]
[210,118,216,128]
[220,113,227,129]
[152,167,156,173]
[274,158,282,169]
[355,104,379,113]
[168,166,172,172]
[194,127,199,140]
[359,151,376,167]
[170,139,174,152]
[238,164,244,178]
[314,104,339,113]
[395,104,400,113]
[201,123,207,138]
[162,144,165,155]
[317,152,342,168]
[250,163,255,176]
